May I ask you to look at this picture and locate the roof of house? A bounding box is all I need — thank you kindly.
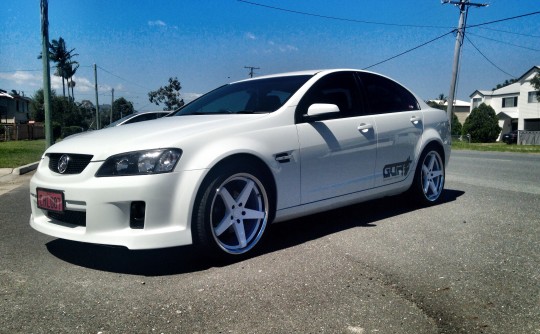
[517,65,540,82]
[0,91,14,99]
[470,65,539,98]
[429,99,470,107]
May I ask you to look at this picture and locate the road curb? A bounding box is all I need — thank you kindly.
[13,161,40,175]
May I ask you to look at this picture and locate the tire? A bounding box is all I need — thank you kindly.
[410,147,445,205]
[193,163,272,258]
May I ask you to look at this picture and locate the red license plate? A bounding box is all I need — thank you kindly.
[37,188,65,212]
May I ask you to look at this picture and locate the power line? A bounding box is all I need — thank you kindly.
[362,30,455,70]
[476,27,540,38]
[96,65,152,91]
[466,31,540,52]
[466,11,540,29]
[237,0,452,29]
[464,35,517,78]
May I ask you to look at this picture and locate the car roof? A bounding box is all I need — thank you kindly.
[231,68,393,84]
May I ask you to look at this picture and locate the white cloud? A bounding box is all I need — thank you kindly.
[262,40,298,53]
[183,92,203,103]
[71,76,94,92]
[245,32,257,40]
[0,71,114,96]
[148,20,167,27]
[0,71,41,87]
[278,44,299,52]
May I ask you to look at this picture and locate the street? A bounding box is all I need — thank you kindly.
[1,150,539,334]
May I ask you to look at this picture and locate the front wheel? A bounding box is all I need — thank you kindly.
[410,148,445,205]
[193,165,271,258]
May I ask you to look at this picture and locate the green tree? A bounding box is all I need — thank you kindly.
[437,93,447,103]
[112,97,134,121]
[31,89,90,138]
[531,72,540,102]
[30,89,65,125]
[78,100,96,129]
[60,97,84,128]
[30,89,51,122]
[38,37,79,98]
[462,103,501,143]
[426,98,462,136]
[64,62,79,101]
[148,77,185,111]
[492,78,517,91]
[450,112,462,136]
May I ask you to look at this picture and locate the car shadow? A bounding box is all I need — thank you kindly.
[46,188,464,276]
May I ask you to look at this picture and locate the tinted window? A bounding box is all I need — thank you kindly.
[175,75,311,115]
[358,72,419,114]
[296,72,363,121]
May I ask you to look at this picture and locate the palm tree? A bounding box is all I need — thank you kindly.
[64,61,79,101]
[437,93,447,104]
[38,37,78,98]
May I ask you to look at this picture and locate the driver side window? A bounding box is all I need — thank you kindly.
[296,72,364,122]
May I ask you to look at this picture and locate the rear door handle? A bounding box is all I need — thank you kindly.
[357,123,373,133]
[410,116,421,125]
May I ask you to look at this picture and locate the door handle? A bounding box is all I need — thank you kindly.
[357,123,373,133]
[410,116,421,125]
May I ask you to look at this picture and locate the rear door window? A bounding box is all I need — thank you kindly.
[358,72,419,114]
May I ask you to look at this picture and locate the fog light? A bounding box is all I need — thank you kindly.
[130,201,145,229]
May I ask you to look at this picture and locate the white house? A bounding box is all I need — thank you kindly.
[469,66,540,139]
[0,89,31,124]
[428,99,471,125]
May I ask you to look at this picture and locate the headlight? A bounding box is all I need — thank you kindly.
[96,148,182,177]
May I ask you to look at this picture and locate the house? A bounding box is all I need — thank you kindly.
[428,99,471,125]
[469,66,540,140]
[0,89,31,124]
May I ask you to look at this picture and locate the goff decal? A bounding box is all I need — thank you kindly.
[383,157,412,179]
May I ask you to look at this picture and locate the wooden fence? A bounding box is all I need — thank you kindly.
[1,124,45,141]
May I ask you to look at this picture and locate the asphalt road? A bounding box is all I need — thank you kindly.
[1,150,538,334]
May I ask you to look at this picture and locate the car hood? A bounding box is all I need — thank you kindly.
[46,114,267,161]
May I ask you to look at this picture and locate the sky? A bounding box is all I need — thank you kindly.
[1,0,539,111]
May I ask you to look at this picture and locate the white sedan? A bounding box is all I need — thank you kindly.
[30,69,450,258]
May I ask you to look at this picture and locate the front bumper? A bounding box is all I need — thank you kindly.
[29,158,207,249]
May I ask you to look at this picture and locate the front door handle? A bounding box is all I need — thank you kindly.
[357,123,373,133]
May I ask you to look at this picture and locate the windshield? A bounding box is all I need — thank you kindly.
[174,75,312,116]
[105,113,137,128]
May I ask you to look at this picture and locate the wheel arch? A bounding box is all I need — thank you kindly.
[421,139,446,164]
[409,139,447,205]
[191,153,278,229]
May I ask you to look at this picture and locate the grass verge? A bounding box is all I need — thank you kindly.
[452,141,540,153]
[0,140,46,168]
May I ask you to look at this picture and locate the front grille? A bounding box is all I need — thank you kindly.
[47,153,93,174]
[47,210,86,226]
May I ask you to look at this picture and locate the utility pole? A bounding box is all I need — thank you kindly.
[443,0,487,132]
[244,66,260,78]
[40,0,53,148]
[94,64,100,129]
[110,88,114,125]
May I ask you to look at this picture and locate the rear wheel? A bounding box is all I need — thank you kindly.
[193,164,271,258]
[410,147,445,205]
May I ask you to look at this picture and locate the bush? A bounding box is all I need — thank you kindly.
[61,126,84,139]
[52,122,62,142]
[451,112,462,136]
[462,103,501,143]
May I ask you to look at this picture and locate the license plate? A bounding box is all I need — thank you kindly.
[37,188,65,212]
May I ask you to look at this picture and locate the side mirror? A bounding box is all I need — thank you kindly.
[306,103,340,118]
